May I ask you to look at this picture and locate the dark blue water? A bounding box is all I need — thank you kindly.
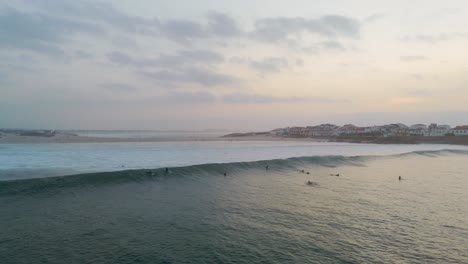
[1,150,468,263]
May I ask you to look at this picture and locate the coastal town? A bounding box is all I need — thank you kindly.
[269,123,468,138]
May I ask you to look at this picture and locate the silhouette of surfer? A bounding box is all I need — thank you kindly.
[307,181,318,186]
[399,176,402,181]
[165,168,169,173]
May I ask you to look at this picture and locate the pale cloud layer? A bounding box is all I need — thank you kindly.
[1,0,468,130]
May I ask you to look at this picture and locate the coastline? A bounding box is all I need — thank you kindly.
[0,132,328,144]
[1,131,468,145]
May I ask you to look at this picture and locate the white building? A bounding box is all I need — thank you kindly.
[451,126,468,136]
[409,128,425,136]
[308,124,339,137]
[364,126,382,133]
[270,127,289,136]
[288,127,309,137]
[424,123,451,136]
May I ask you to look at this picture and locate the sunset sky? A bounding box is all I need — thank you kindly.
[1,0,468,130]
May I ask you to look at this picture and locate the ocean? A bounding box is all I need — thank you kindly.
[1,141,468,263]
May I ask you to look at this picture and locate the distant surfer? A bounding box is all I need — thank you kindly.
[165,168,169,173]
[399,176,402,181]
[330,173,340,176]
[265,165,269,170]
[301,169,305,173]
[306,172,310,175]
[223,172,227,176]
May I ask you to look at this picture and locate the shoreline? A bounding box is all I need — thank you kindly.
[1,131,468,145]
[0,132,329,144]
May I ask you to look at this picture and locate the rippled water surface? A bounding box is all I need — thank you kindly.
[1,143,468,263]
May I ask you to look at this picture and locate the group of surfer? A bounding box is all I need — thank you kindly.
[155,166,403,182]
[305,171,340,186]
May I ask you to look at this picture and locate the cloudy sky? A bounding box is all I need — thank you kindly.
[1,0,468,130]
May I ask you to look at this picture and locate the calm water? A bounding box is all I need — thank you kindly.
[66,130,229,139]
[1,142,468,263]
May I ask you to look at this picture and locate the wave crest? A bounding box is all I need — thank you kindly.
[1,149,467,196]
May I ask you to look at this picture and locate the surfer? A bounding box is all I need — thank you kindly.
[301,169,305,173]
[223,172,227,176]
[399,176,402,181]
[165,168,169,173]
[266,165,269,170]
[306,172,310,175]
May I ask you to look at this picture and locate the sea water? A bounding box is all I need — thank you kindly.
[1,141,468,180]
[1,142,468,263]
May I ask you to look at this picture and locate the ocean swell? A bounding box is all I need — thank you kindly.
[1,149,467,196]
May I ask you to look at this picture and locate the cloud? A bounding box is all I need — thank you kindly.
[252,15,360,43]
[160,91,216,104]
[206,12,241,37]
[106,51,150,67]
[232,56,304,74]
[319,40,346,51]
[364,14,385,23]
[99,83,136,92]
[108,50,235,87]
[249,57,289,73]
[75,50,94,59]
[107,50,224,68]
[402,33,468,44]
[157,13,241,43]
[158,50,224,66]
[223,93,344,104]
[158,19,207,43]
[6,0,360,56]
[24,0,155,34]
[113,91,216,104]
[141,67,240,87]
[0,7,103,55]
[111,35,139,49]
[400,56,427,62]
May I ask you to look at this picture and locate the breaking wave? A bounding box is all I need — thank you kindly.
[1,149,467,196]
